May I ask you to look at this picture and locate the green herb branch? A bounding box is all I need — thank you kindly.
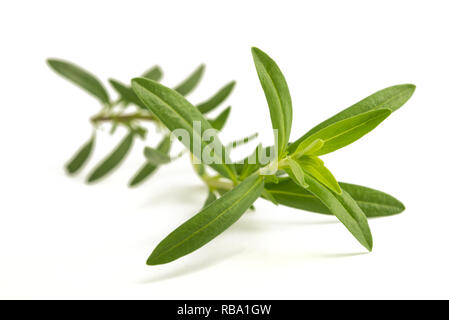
[48,47,415,266]
[48,59,235,186]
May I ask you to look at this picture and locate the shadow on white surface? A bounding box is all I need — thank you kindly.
[137,248,244,284]
[139,184,205,208]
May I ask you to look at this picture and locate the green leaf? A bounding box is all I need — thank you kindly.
[289,84,416,153]
[147,174,264,265]
[197,81,236,113]
[108,79,146,109]
[261,188,279,205]
[131,78,237,181]
[66,134,95,174]
[202,191,217,208]
[174,64,205,96]
[296,109,392,156]
[303,174,372,251]
[144,146,171,165]
[47,58,109,104]
[299,156,341,194]
[293,138,324,158]
[337,182,405,217]
[129,135,171,187]
[87,132,134,183]
[142,66,163,81]
[236,145,275,179]
[209,106,231,131]
[264,177,405,217]
[251,47,292,157]
[285,158,308,188]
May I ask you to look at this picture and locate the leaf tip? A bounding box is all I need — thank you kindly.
[146,251,165,266]
[196,64,206,75]
[397,200,406,213]
[131,77,151,92]
[251,46,262,54]
[146,256,156,266]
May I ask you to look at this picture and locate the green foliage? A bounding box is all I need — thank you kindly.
[49,48,415,266]
[142,66,163,81]
[304,174,373,251]
[174,64,205,96]
[252,47,292,157]
[285,158,308,188]
[197,81,236,113]
[108,79,146,109]
[209,106,231,131]
[299,156,341,194]
[129,136,171,187]
[294,109,392,156]
[131,77,237,181]
[264,177,405,217]
[147,174,263,265]
[48,58,232,185]
[47,59,110,104]
[87,132,134,183]
[65,134,95,174]
[288,84,415,153]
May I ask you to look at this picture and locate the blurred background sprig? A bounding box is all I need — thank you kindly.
[47,59,237,186]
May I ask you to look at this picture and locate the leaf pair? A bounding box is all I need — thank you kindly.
[129,135,172,187]
[288,83,416,153]
[65,132,135,181]
[293,108,392,157]
[305,174,373,251]
[264,177,405,218]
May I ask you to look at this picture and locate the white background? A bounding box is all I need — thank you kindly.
[1,0,448,299]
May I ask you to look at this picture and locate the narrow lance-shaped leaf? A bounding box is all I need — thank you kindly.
[87,132,134,183]
[252,47,292,157]
[129,135,171,187]
[144,146,171,165]
[264,177,405,217]
[209,106,231,131]
[285,158,308,188]
[147,174,264,265]
[299,156,341,194]
[296,109,392,156]
[197,81,236,114]
[202,191,218,208]
[142,66,163,81]
[289,84,416,153]
[131,78,237,181]
[47,59,109,104]
[108,79,146,109]
[293,138,324,158]
[174,64,205,96]
[304,174,373,251]
[66,134,95,174]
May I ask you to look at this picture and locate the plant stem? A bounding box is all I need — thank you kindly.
[203,177,234,191]
[90,112,155,124]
